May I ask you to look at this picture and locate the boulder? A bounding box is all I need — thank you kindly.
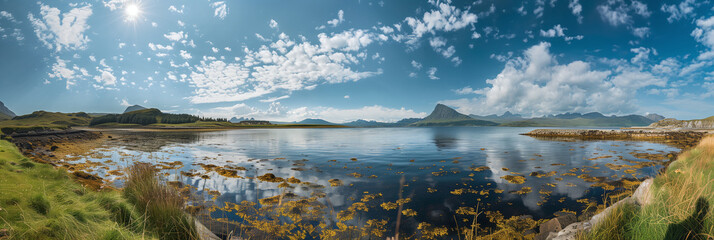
[540,218,563,233]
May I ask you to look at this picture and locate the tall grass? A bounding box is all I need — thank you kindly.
[583,136,714,240]
[123,162,198,240]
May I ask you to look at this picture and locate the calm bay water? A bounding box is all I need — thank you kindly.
[70,127,680,237]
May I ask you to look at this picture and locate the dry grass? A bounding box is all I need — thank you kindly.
[123,162,198,240]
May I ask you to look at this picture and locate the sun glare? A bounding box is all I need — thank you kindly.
[125,4,141,21]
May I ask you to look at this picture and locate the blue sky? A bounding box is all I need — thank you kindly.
[0,0,713,122]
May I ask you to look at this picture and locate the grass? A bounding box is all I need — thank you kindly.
[0,140,146,239]
[0,111,92,134]
[123,162,198,240]
[0,140,199,239]
[583,135,714,240]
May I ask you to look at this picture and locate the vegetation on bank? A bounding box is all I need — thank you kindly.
[90,108,227,126]
[0,140,196,239]
[584,136,714,240]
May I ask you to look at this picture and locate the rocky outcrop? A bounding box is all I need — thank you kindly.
[648,118,714,129]
[535,179,654,240]
[523,129,706,148]
[9,129,102,163]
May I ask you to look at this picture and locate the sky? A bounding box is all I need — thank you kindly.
[0,0,713,122]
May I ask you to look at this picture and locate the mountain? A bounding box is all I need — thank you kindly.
[343,118,423,127]
[411,104,498,126]
[645,113,665,122]
[502,114,655,127]
[648,117,714,129]
[0,101,16,120]
[297,118,336,125]
[123,105,147,113]
[470,111,525,123]
[229,117,255,123]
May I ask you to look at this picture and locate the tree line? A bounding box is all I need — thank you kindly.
[89,109,227,126]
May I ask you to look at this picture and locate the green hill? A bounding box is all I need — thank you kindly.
[0,111,92,134]
[411,104,499,126]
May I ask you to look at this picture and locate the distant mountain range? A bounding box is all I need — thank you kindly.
[0,101,16,120]
[229,117,255,123]
[123,105,147,113]
[470,111,525,123]
[241,104,663,128]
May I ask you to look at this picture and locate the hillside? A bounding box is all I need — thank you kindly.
[343,118,422,127]
[123,104,147,113]
[297,118,336,125]
[502,114,654,127]
[0,100,16,120]
[470,111,525,123]
[0,111,92,134]
[412,104,498,126]
[647,116,714,129]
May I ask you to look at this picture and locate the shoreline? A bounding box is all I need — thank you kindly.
[522,129,712,239]
[10,127,711,239]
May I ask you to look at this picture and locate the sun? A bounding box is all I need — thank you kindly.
[124,4,141,21]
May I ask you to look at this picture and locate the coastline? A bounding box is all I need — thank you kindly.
[9,127,710,239]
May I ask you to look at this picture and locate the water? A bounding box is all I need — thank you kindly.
[69,127,680,237]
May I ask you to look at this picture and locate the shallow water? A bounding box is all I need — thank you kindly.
[69,127,680,237]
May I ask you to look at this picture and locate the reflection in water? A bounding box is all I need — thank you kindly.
[69,127,680,237]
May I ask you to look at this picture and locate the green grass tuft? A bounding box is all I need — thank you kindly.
[29,194,50,215]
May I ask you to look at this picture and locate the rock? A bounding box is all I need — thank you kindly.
[554,212,577,228]
[540,218,563,233]
[534,232,550,240]
[631,178,653,206]
[547,222,591,240]
[50,145,59,151]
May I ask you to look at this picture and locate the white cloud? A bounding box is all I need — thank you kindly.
[164,31,186,42]
[541,25,566,38]
[327,10,344,27]
[632,27,650,38]
[259,95,290,102]
[28,3,93,51]
[661,0,697,23]
[692,16,714,60]
[120,99,130,107]
[344,95,350,99]
[168,5,184,14]
[568,0,583,23]
[597,3,631,26]
[0,11,18,23]
[211,1,228,19]
[630,47,654,65]
[269,19,278,29]
[404,1,477,38]
[427,67,439,80]
[94,69,117,86]
[188,31,382,103]
[48,57,89,89]
[102,0,126,11]
[442,42,666,116]
[411,60,422,69]
[180,50,192,60]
